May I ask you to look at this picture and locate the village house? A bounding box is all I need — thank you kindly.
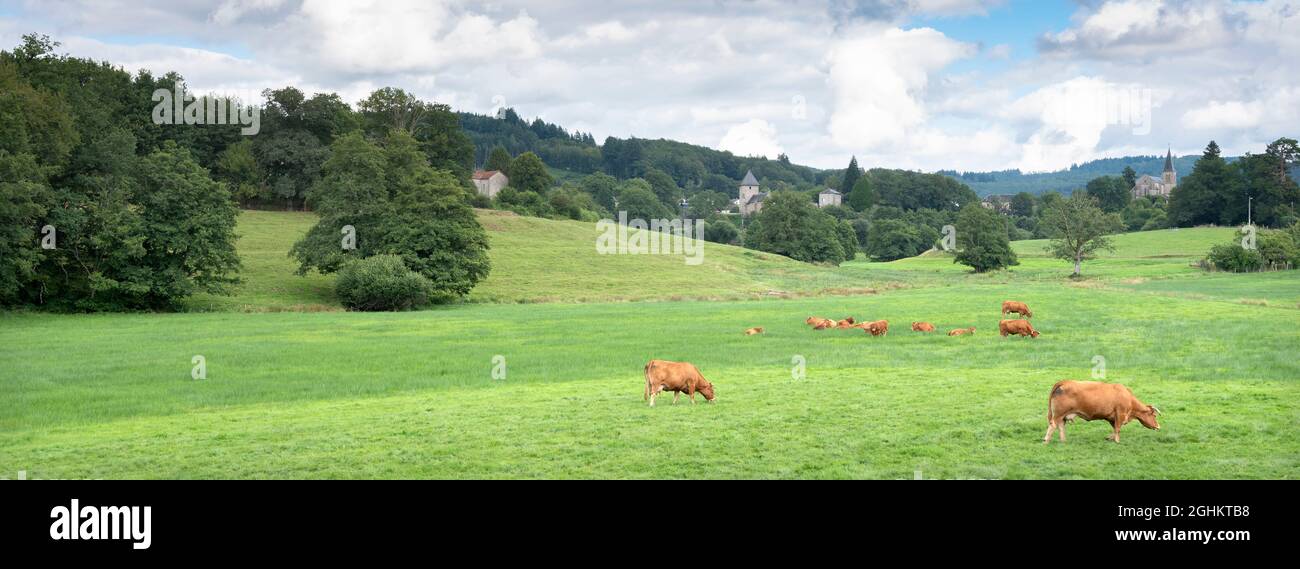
[471,170,509,199]
[818,188,842,208]
[981,194,1013,213]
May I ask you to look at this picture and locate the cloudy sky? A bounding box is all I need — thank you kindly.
[1,0,1297,172]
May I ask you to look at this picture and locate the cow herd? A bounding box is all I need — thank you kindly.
[642,299,1164,444]
[798,300,1040,338]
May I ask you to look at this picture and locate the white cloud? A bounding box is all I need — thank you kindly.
[827,25,975,150]
[719,119,784,159]
[3,0,1296,173]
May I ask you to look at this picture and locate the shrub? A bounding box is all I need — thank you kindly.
[335,255,434,311]
[703,218,739,244]
[1204,243,1264,272]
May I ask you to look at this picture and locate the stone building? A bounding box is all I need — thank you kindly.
[818,188,842,208]
[471,170,509,199]
[736,169,767,215]
[1132,149,1177,199]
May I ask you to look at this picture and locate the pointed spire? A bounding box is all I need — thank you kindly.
[1164,147,1174,173]
[741,170,759,186]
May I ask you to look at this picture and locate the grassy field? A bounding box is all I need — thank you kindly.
[2,212,1296,479]
[187,209,871,311]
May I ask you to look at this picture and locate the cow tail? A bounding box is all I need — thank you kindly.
[643,361,653,401]
[1048,381,1066,419]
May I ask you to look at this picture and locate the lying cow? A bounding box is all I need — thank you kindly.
[835,319,857,329]
[1002,300,1033,319]
[948,327,975,336]
[744,327,764,335]
[864,320,889,336]
[806,316,832,327]
[999,319,1039,338]
[911,322,936,332]
[644,360,716,406]
[1044,380,1160,444]
[813,319,836,330]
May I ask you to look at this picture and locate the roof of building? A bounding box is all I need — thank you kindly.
[820,188,841,195]
[472,170,504,180]
[746,192,768,205]
[740,170,759,186]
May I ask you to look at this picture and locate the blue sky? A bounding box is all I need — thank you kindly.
[1,0,1296,172]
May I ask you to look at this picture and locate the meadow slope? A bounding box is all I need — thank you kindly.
[2,211,1296,479]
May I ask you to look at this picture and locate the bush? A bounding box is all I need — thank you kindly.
[335,255,434,311]
[703,218,739,244]
[1257,230,1299,268]
[1204,243,1263,272]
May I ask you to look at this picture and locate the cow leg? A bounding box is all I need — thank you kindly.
[1043,418,1057,444]
[1111,421,1122,443]
[672,391,681,405]
[1058,419,1067,442]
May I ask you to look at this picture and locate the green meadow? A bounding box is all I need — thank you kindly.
[1,211,1297,479]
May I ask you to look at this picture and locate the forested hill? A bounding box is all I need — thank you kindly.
[458,108,827,192]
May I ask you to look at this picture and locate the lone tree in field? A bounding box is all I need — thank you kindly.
[953,205,1018,272]
[1041,194,1123,278]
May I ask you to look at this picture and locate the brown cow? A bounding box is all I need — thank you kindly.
[835,319,857,329]
[864,320,889,336]
[999,319,1039,338]
[644,360,716,407]
[813,319,836,330]
[911,322,936,332]
[948,327,976,336]
[744,327,764,336]
[1002,300,1032,318]
[1044,380,1161,444]
[806,316,832,327]
[840,317,856,325]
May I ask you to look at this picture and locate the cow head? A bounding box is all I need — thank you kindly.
[697,381,716,402]
[1135,404,1161,430]
[1030,329,1040,338]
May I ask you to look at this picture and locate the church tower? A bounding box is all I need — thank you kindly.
[739,170,760,203]
[1162,148,1176,187]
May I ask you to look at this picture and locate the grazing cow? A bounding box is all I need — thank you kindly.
[864,320,889,336]
[744,327,764,336]
[911,322,936,332]
[1002,300,1033,319]
[1044,380,1161,444]
[948,327,976,336]
[644,360,716,407]
[999,319,1039,338]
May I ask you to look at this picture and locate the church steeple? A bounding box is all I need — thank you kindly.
[1162,147,1176,188]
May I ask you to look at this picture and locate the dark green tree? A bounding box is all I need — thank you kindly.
[292,131,490,303]
[615,179,673,220]
[508,151,552,195]
[1010,192,1036,218]
[953,205,1018,272]
[746,191,847,265]
[841,156,861,194]
[1169,141,1237,227]
[1122,166,1137,188]
[1084,175,1132,213]
[485,146,512,173]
